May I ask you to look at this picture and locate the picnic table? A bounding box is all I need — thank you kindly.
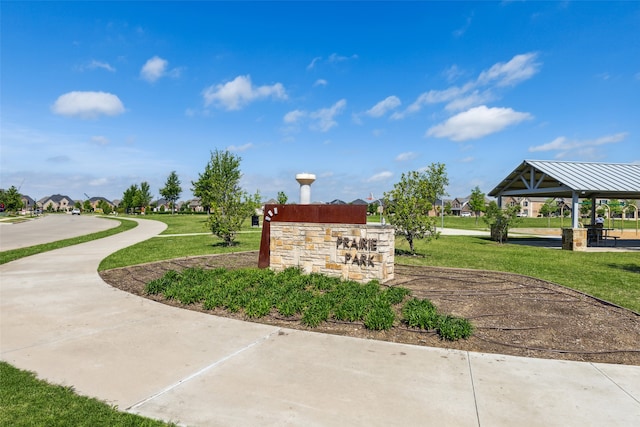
[585,225,619,247]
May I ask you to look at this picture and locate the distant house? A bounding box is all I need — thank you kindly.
[328,199,346,205]
[350,198,368,205]
[88,197,114,210]
[38,194,75,212]
[20,195,36,213]
[187,198,205,212]
[153,198,170,212]
[450,197,470,216]
[501,196,552,218]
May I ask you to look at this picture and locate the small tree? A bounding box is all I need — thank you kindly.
[277,191,288,205]
[134,182,152,214]
[483,201,520,244]
[0,186,24,213]
[160,171,182,214]
[192,149,261,246]
[384,163,449,254]
[468,186,486,225]
[121,184,138,214]
[82,200,92,212]
[539,198,557,227]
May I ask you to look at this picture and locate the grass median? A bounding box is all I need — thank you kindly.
[0,217,138,265]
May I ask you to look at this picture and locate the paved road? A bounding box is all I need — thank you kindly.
[0,214,118,251]
[1,218,639,426]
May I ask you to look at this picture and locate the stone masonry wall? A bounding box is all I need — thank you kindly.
[269,222,395,283]
[562,227,587,251]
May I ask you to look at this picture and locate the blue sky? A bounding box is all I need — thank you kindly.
[2,1,639,204]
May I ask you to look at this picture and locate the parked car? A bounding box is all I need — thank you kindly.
[461,212,472,217]
[71,208,81,215]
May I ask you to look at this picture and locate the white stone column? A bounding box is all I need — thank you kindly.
[295,173,316,204]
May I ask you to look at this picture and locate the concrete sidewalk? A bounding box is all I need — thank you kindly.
[1,218,639,426]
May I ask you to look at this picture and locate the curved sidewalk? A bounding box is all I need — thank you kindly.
[1,218,639,426]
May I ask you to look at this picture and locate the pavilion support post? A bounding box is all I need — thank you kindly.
[562,192,587,251]
[572,192,580,229]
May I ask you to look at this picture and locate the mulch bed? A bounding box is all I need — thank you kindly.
[99,251,640,366]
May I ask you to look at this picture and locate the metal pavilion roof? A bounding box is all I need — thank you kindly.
[489,160,640,200]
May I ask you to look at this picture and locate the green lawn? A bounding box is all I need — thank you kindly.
[0,217,138,265]
[396,235,640,313]
[137,213,211,235]
[98,231,262,270]
[0,362,175,427]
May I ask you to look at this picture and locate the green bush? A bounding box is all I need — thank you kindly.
[402,298,439,330]
[437,315,474,341]
[144,266,473,340]
[364,300,396,330]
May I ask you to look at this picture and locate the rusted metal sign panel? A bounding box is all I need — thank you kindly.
[258,204,367,268]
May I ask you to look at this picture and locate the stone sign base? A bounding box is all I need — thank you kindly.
[269,222,395,283]
[562,228,587,251]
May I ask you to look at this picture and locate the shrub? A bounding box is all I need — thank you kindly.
[437,315,474,341]
[364,301,395,330]
[402,298,439,330]
[383,286,411,305]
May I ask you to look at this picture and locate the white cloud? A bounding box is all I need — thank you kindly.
[284,110,306,124]
[528,133,627,158]
[309,99,347,132]
[51,91,125,119]
[395,53,540,118]
[443,64,464,83]
[426,105,532,141]
[203,75,287,111]
[307,56,322,70]
[453,14,473,38]
[140,56,168,82]
[282,100,346,132]
[395,152,417,162]
[366,96,401,118]
[328,53,358,63]
[444,90,495,112]
[226,143,254,152]
[86,60,115,72]
[367,171,393,182]
[306,53,358,70]
[394,83,474,118]
[313,79,328,87]
[477,52,541,87]
[89,178,109,186]
[91,136,109,145]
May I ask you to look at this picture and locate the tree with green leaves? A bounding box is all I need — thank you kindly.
[82,200,92,212]
[121,184,138,214]
[134,182,152,214]
[384,163,449,254]
[539,198,557,227]
[192,149,261,246]
[0,186,23,213]
[160,171,182,214]
[468,186,486,225]
[277,191,288,205]
[483,201,521,244]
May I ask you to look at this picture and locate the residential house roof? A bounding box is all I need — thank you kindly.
[350,198,369,205]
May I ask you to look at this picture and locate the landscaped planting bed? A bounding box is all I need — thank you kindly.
[145,265,473,341]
